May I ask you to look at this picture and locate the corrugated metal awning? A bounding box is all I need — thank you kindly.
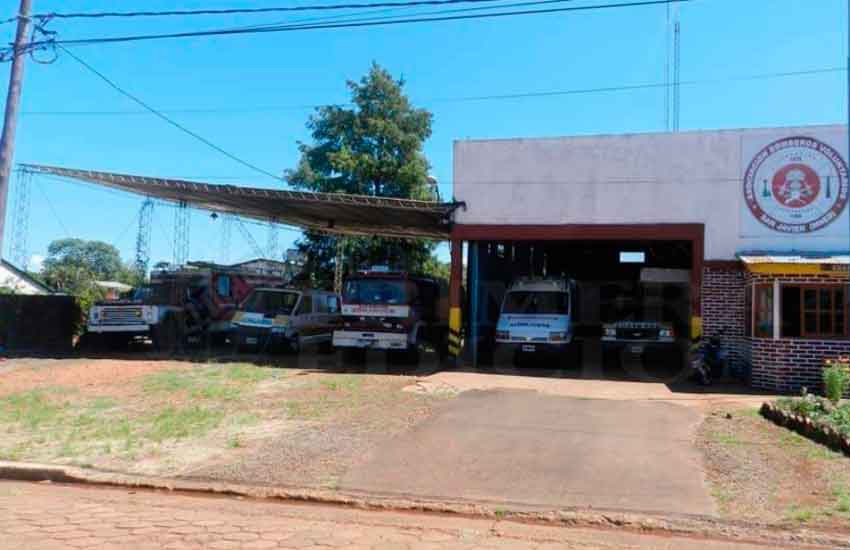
[22,164,463,240]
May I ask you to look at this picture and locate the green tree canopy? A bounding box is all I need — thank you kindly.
[286,63,441,287]
[42,238,137,294]
[43,239,125,281]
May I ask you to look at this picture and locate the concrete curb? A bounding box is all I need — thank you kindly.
[1,460,848,548]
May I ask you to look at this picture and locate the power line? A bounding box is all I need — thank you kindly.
[18,66,845,117]
[33,0,696,48]
[30,0,529,20]
[33,177,72,236]
[56,45,285,184]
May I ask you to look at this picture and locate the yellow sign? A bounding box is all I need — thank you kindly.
[746,263,849,276]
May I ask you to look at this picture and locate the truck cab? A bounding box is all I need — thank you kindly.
[333,270,447,360]
[232,288,340,353]
[83,262,287,351]
[495,278,576,357]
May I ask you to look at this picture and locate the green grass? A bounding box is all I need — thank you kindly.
[710,485,735,507]
[146,406,225,442]
[284,375,369,421]
[832,484,850,516]
[284,399,330,420]
[142,371,195,394]
[319,376,363,393]
[776,430,841,460]
[787,505,817,523]
[143,365,277,402]
[0,390,67,429]
[783,486,850,524]
[708,430,745,447]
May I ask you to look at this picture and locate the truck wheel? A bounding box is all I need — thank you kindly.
[317,339,334,355]
[287,334,301,355]
[152,316,178,354]
[343,348,366,364]
[390,346,420,366]
[76,332,102,352]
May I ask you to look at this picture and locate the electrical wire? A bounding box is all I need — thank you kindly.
[34,177,73,237]
[34,0,696,48]
[56,45,285,184]
[224,0,575,32]
[19,66,844,117]
[30,0,533,20]
[111,208,141,248]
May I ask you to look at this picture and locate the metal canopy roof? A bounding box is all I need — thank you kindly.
[22,164,462,240]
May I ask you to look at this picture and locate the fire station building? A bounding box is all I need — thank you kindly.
[447,124,849,392]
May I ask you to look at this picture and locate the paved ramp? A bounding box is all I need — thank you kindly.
[341,390,715,516]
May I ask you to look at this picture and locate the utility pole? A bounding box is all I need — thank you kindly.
[0,0,33,256]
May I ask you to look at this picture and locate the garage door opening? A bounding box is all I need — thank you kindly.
[466,237,697,383]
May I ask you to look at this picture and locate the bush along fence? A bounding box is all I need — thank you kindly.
[760,356,850,457]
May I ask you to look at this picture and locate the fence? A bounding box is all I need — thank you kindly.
[0,295,79,353]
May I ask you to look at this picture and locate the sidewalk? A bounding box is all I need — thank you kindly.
[0,480,776,550]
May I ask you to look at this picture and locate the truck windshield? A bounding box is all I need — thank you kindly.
[242,291,300,315]
[343,279,408,305]
[502,292,570,315]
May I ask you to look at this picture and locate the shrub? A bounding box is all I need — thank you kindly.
[777,390,827,418]
[823,358,850,404]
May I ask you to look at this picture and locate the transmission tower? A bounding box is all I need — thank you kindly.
[173,200,190,266]
[266,220,280,260]
[9,167,31,269]
[235,218,265,259]
[220,214,232,264]
[135,198,154,278]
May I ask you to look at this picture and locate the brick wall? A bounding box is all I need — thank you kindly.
[702,265,849,393]
[701,266,748,370]
[750,338,849,394]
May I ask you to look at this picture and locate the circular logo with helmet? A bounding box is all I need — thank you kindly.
[743,136,848,233]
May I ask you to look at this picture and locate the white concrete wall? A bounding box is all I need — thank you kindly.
[453,125,849,260]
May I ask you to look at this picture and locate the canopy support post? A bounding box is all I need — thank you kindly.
[448,238,463,365]
[334,237,344,295]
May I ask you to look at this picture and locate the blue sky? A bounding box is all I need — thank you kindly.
[1,0,847,272]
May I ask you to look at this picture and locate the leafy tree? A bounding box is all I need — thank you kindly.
[286,63,439,287]
[43,239,128,282]
[41,239,137,330]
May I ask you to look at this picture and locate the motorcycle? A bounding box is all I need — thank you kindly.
[689,330,727,385]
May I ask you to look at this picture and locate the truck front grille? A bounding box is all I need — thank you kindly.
[99,307,144,325]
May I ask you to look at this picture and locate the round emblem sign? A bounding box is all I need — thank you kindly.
[743,136,849,233]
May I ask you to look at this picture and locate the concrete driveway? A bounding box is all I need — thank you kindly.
[340,389,716,516]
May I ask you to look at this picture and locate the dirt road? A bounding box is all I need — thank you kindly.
[0,480,781,549]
